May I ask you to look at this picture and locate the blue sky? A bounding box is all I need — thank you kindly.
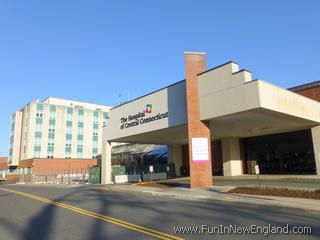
[0,0,319,156]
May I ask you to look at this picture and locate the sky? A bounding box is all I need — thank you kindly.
[0,0,319,156]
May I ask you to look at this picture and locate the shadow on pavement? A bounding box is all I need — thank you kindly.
[2,185,320,240]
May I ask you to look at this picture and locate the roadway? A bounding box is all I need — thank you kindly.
[0,184,319,240]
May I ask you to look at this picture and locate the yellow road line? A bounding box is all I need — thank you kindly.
[0,188,185,240]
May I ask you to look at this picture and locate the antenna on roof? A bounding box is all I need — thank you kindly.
[113,93,122,106]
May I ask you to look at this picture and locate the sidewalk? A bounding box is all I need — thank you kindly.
[104,183,320,214]
[156,175,320,190]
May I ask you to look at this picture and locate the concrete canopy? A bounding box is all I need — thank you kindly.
[103,62,320,145]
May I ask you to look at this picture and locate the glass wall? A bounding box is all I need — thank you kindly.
[244,130,316,174]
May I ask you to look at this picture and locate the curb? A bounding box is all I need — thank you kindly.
[107,186,320,215]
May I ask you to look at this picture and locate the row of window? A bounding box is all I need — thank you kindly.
[35,135,95,146]
[36,105,107,123]
[35,123,98,135]
[34,151,97,159]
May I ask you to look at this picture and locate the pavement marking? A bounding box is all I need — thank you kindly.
[0,188,184,240]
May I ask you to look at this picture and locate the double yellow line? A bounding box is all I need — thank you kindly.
[0,188,185,240]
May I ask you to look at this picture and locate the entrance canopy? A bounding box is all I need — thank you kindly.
[103,61,320,145]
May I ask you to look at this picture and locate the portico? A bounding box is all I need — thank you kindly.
[102,52,320,187]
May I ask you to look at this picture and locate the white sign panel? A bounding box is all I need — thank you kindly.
[149,165,154,173]
[104,81,187,141]
[255,165,260,175]
[192,138,209,163]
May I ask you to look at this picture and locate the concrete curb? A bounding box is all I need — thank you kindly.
[105,185,320,215]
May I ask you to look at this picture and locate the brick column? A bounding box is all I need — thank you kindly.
[185,52,213,188]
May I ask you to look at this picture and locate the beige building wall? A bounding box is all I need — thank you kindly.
[43,97,110,111]
[8,98,111,165]
[25,102,36,160]
[55,105,67,158]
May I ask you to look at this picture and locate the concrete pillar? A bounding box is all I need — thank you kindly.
[101,140,112,184]
[168,144,183,177]
[311,126,320,175]
[222,137,243,176]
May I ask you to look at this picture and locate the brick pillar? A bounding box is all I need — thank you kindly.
[185,52,213,188]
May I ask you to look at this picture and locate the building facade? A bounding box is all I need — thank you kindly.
[101,52,320,188]
[8,97,111,167]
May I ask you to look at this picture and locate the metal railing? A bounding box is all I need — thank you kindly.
[33,168,89,184]
[3,168,90,185]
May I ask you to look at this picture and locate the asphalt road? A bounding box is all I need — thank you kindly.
[0,185,319,240]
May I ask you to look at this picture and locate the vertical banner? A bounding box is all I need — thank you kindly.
[192,138,209,163]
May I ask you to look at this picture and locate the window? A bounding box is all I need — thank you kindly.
[65,152,71,159]
[34,137,41,146]
[78,127,83,135]
[65,139,72,147]
[37,103,43,110]
[66,126,72,134]
[67,113,72,121]
[47,151,54,158]
[48,124,55,133]
[78,109,84,123]
[77,152,83,158]
[78,114,84,122]
[77,140,83,148]
[93,128,98,136]
[10,125,15,136]
[50,105,56,112]
[93,111,99,125]
[49,111,56,119]
[92,140,98,148]
[34,150,41,158]
[48,138,54,146]
[36,103,43,119]
[35,123,42,132]
[36,112,43,118]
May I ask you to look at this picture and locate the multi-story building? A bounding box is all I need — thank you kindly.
[8,97,112,167]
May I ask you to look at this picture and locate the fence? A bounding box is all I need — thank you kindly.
[111,163,176,183]
[119,163,176,178]
[33,168,89,184]
[2,168,89,184]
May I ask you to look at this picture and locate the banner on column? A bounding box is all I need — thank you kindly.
[192,137,209,163]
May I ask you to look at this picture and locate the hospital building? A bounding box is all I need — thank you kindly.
[101,52,320,188]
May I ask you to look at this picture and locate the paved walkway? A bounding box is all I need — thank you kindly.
[158,175,320,190]
[103,182,320,214]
